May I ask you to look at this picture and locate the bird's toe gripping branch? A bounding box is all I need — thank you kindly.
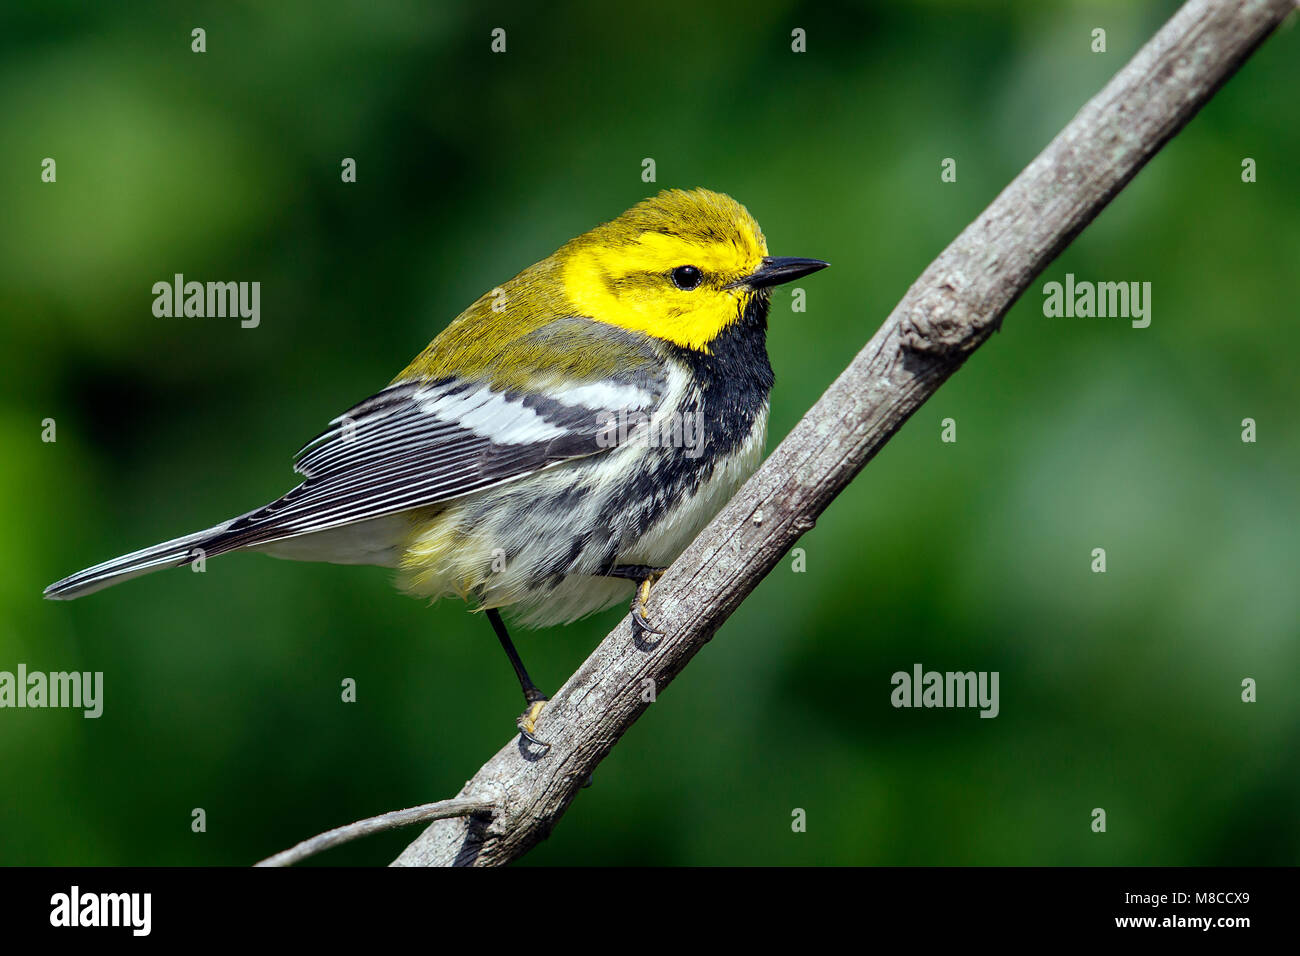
[629,569,666,639]
[517,698,551,753]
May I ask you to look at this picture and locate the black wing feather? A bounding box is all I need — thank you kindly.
[208,374,657,553]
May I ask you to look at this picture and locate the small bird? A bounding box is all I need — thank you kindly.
[44,188,827,747]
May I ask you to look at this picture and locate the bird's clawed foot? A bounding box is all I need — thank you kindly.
[630,570,666,639]
[517,696,551,753]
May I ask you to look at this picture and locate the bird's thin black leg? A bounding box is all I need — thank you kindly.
[486,608,549,751]
[601,563,668,582]
[486,608,545,704]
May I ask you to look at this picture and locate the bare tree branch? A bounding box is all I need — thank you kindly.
[255,799,493,867]
[368,0,1292,867]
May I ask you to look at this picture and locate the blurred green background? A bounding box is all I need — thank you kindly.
[2,0,1297,866]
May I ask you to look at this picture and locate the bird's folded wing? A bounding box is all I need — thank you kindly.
[211,325,666,552]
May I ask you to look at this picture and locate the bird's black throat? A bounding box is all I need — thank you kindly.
[669,291,774,459]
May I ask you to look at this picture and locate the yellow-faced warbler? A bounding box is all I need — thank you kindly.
[45,188,828,747]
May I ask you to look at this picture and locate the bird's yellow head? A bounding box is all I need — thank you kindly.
[559,188,827,352]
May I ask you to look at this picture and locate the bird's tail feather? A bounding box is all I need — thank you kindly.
[43,523,235,601]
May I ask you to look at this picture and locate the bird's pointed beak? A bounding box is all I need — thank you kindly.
[729,256,830,290]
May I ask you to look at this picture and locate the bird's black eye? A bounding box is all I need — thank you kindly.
[671,265,703,290]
